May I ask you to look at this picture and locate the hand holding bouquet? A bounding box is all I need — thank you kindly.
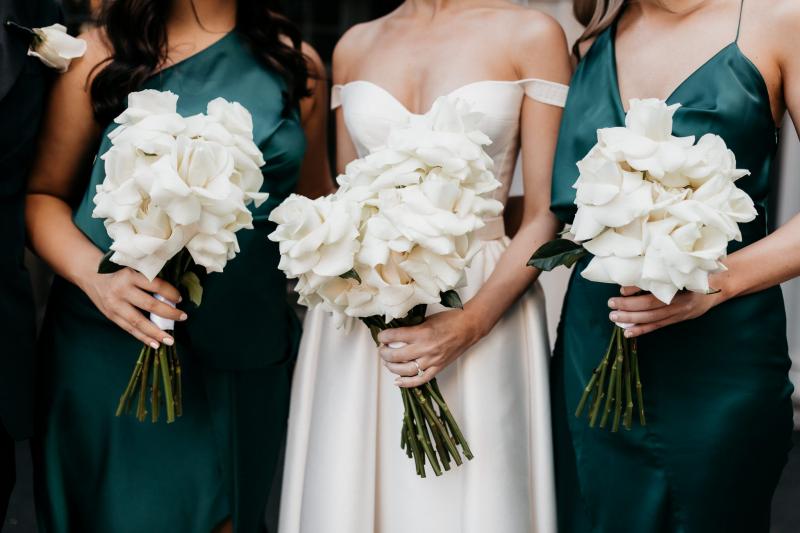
[269,96,503,477]
[530,99,756,431]
[92,89,268,423]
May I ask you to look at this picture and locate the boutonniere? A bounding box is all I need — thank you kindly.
[5,20,86,73]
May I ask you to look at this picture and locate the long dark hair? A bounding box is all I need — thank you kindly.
[90,0,311,125]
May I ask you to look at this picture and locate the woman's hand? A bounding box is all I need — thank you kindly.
[79,268,186,349]
[376,308,486,388]
[608,283,727,338]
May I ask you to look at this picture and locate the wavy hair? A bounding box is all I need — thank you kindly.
[90,0,311,125]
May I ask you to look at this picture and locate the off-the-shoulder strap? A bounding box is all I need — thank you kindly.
[331,84,344,110]
[518,78,569,108]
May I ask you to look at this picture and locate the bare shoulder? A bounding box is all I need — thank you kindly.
[763,0,800,49]
[70,27,113,84]
[332,19,385,84]
[747,0,800,75]
[498,7,570,80]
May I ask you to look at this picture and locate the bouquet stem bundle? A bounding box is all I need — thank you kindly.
[574,326,645,432]
[115,342,182,423]
[107,250,201,424]
[363,304,473,478]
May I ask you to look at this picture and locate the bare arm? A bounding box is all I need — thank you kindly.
[609,3,800,337]
[26,31,185,349]
[379,15,572,386]
[331,25,362,174]
[294,43,335,198]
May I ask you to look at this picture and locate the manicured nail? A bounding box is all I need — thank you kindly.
[624,330,633,338]
[608,298,617,309]
[179,313,188,321]
[610,312,619,321]
[150,341,160,349]
[163,336,174,346]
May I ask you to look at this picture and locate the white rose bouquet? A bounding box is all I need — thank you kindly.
[269,96,503,477]
[92,89,268,423]
[530,98,756,431]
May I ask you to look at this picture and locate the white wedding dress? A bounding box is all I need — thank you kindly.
[279,78,568,533]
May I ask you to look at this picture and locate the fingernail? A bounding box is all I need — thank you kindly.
[150,341,160,349]
[163,336,174,346]
[394,378,403,386]
[177,296,183,303]
[179,313,188,321]
[610,312,619,321]
[608,299,616,309]
[624,330,633,338]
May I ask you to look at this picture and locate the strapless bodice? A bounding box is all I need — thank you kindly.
[332,78,568,204]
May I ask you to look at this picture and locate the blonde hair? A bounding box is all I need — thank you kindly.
[572,0,627,57]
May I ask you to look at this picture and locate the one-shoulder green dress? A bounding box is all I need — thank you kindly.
[550,10,794,533]
[33,32,305,533]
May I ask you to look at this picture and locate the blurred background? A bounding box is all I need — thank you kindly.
[4,1,799,532]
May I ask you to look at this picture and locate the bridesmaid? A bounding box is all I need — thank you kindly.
[551,0,800,531]
[25,1,331,532]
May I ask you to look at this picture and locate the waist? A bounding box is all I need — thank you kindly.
[474,216,506,241]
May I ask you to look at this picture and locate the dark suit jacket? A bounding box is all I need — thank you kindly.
[0,0,61,440]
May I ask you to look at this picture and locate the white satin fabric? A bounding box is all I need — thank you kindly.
[279,79,568,533]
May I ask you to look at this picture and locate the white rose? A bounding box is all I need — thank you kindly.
[105,207,190,281]
[343,254,440,321]
[597,99,694,181]
[580,219,645,287]
[107,91,186,156]
[571,149,653,241]
[268,194,362,278]
[683,134,749,187]
[185,232,235,273]
[667,175,757,241]
[399,235,474,296]
[27,24,86,73]
[639,219,728,304]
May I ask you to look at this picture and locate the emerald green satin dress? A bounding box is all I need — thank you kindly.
[33,32,305,533]
[550,18,795,533]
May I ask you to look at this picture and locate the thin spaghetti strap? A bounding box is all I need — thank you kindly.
[735,0,745,42]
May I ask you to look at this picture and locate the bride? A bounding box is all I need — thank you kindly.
[279,1,570,532]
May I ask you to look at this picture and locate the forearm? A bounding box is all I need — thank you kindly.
[26,193,102,290]
[464,210,560,336]
[714,213,800,300]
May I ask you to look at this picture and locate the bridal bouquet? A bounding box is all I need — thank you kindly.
[269,96,503,477]
[530,98,756,431]
[92,89,268,423]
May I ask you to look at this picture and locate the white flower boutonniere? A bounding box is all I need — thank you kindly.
[28,23,87,72]
[5,20,87,73]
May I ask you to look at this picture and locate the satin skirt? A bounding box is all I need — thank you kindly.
[279,238,557,533]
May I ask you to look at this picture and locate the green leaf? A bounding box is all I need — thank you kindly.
[527,238,588,271]
[339,269,361,283]
[180,271,204,307]
[440,290,463,310]
[98,250,125,274]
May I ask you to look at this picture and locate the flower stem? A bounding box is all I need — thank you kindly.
[136,347,152,422]
[116,345,146,416]
[632,339,646,425]
[408,387,442,477]
[158,345,175,423]
[427,379,473,460]
[401,388,424,476]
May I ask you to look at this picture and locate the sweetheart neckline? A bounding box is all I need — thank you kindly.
[336,79,536,116]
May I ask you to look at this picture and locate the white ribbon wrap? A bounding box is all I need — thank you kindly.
[150,294,176,331]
